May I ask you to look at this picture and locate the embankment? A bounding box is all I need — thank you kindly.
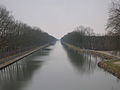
[61,42,120,78]
[0,44,50,69]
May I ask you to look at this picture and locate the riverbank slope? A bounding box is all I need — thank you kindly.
[61,42,120,78]
[0,44,50,69]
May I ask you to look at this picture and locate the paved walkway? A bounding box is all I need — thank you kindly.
[97,51,120,59]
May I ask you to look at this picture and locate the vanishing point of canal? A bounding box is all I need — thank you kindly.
[0,41,120,90]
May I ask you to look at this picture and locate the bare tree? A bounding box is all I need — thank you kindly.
[107,0,120,35]
[0,5,56,59]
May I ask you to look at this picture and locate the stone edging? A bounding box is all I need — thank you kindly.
[0,44,49,70]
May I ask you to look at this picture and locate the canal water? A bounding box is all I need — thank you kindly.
[0,41,120,90]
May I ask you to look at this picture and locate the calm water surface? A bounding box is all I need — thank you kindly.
[0,41,120,90]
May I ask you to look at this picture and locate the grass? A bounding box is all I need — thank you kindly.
[62,42,120,78]
[103,60,120,71]
[99,60,120,78]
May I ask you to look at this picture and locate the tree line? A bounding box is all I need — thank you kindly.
[0,6,56,59]
[61,26,120,50]
[61,0,120,51]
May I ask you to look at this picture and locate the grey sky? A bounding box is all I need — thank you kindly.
[0,0,111,38]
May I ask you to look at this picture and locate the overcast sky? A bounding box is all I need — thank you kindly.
[0,0,111,38]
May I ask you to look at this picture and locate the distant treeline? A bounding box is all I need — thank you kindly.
[61,29,120,51]
[61,0,120,51]
[0,6,57,59]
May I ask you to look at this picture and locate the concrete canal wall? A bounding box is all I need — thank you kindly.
[0,44,50,69]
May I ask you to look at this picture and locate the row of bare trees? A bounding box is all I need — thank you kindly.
[0,6,56,59]
[61,0,120,51]
[61,26,120,51]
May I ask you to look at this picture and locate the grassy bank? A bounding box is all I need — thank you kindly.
[98,60,120,78]
[62,42,120,78]
[0,44,50,70]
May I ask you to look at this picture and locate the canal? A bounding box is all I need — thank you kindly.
[0,41,120,90]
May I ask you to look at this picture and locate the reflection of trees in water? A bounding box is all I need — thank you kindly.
[64,47,100,74]
[0,47,52,90]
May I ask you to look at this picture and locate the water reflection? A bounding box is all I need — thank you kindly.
[63,46,100,74]
[0,47,52,90]
[0,42,120,90]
